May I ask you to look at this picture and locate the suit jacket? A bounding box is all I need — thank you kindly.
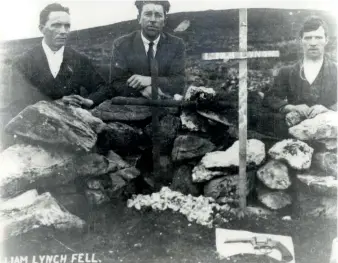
[6,44,113,116]
[263,57,337,111]
[110,30,186,97]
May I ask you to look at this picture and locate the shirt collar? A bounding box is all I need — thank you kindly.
[141,31,160,46]
[42,38,65,56]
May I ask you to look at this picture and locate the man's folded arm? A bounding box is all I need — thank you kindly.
[263,67,290,112]
[6,64,50,116]
[109,42,141,97]
[157,39,186,96]
[80,56,114,106]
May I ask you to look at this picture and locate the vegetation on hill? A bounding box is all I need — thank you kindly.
[0,8,336,86]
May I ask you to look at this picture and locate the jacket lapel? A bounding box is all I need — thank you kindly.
[155,32,167,73]
[289,61,303,102]
[133,31,149,75]
[32,45,55,84]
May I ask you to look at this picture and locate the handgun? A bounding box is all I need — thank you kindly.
[224,236,293,262]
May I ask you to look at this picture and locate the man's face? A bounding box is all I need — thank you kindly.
[39,11,71,51]
[301,26,328,60]
[138,3,165,40]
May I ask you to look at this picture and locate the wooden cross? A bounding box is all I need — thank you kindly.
[202,9,280,216]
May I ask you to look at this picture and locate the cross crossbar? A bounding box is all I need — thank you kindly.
[202,50,280,60]
[109,97,234,108]
[201,8,280,217]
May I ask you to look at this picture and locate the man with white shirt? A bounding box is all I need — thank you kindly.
[110,0,186,98]
[7,3,113,115]
[263,16,337,120]
[258,16,337,137]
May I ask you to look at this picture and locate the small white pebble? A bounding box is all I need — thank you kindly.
[282,216,292,221]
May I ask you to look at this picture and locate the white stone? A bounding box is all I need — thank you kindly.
[5,101,99,152]
[0,144,116,198]
[127,187,232,228]
[289,111,338,141]
[197,110,232,126]
[0,189,39,211]
[201,139,265,169]
[0,192,85,242]
[192,163,224,183]
[257,160,291,190]
[180,110,207,132]
[184,86,216,101]
[268,139,314,170]
[258,191,292,210]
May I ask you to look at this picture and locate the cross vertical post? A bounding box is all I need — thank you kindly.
[151,59,161,188]
[201,9,280,216]
[238,9,248,214]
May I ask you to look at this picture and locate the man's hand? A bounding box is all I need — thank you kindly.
[140,86,169,99]
[61,95,93,108]
[140,86,152,99]
[283,104,310,118]
[127,75,151,90]
[308,104,329,119]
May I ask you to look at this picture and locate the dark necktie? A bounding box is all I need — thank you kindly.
[147,42,154,75]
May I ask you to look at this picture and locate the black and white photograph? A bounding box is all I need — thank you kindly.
[0,0,337,262]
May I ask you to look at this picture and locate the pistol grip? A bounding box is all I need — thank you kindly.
[275,241,293,262]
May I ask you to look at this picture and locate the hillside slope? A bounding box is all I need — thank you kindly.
[2,8,336,61]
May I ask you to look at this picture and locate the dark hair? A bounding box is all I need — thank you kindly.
[299,16,328,38]
[40,3,69,26]
[134,0,170,15]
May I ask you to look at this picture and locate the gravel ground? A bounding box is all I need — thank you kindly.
[2,199,336,263]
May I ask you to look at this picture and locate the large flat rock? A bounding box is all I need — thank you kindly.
[201,139,265,169]
[289,111,338,141]
[0,191,85,242]
[268,139,313,170]
[5,101,99,152]
[91,98,152,121]
[172,135,215,162]
[0,144,117,198]
[97,122,143,153]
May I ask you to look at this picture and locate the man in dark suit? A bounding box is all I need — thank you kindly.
[6,3,113,117]
[110,0,186,98]
[256,16,337,138]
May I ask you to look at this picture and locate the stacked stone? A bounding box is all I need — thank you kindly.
[253,111,337,218]
[289,112,337,219]
[256,139,313,211]
[0,100,141,241]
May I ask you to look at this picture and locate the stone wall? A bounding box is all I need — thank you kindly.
[1,86,337,239]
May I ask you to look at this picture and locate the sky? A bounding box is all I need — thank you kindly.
[0,0,337,41]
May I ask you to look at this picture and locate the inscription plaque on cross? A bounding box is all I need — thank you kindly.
[202,9,280,216]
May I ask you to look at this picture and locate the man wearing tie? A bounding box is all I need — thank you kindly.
[110,0,186,98]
